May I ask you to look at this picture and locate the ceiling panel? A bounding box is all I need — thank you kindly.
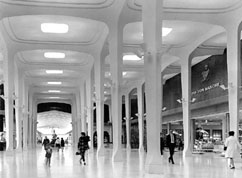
[19,50,91,65]
[123,21,214,46]
[5,15,105,44]
[133,0,240,10]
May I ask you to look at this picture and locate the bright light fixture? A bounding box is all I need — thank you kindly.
[44,52,65,58]
[41,23,69,33]
[123,54,141,61]
[123,72,127,76]
[47,81,62,85]
[48,90,60,93]
[162,27,172,37]
[46,70,63,74]
[49,97,60,99]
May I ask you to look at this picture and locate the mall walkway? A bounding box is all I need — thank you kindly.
[0,146,242,178]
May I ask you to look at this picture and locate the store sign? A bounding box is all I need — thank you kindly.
[191,82,220,95]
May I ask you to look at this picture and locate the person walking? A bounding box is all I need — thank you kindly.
[166,130,176,164]
[42,136,50,150]
[60,138,65,152]
[224,131,241,169]
[78,132,90,165]
[55,137,61,152]
[45,144,52,166]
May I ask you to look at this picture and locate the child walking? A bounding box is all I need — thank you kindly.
[45,144,52,166]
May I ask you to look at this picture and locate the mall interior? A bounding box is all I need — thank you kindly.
[0,0,242,177]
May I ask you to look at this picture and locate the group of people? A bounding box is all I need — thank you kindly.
[161,129,241,168]
[42,132,90,166]
[42,136,66,166]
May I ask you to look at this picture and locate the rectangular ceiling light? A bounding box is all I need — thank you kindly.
[41,23,69,33]
[44,52,65,59]
[48,90,60,93]
[46,70,63,74]
[123,72,127,76]
[162,27,172,37]
[123,54,141,61]
[49,97,60,99]
[47,81,62,85]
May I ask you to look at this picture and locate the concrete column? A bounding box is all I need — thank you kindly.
[28,90,33,148]
[71,99,77,146]
[76,91,81,138]
[124,93,131,150]
[86,70,94,152]
[3,52,15,152]
[14,68,24,151]
[32,98,37,148]
[167,123,171,134]
[181,56,192,156]
[94,53,105,156]
[137,84,144,152]
[142,0,163,173]
[22,79,29,150]
[226,24,240,138]
[108,104,113,143]
[109,24,123,162]
[80,83,86,133]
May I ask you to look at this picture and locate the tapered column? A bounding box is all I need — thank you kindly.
[142,0,163,173]
[108,104,113,143]
[71,98,78,146]
[137,84,144,152]
[14,68,24,151]
[94,54,105,156]
[22,79,29,150]
[124,93,131,150]
[86,70,94,152]
[226,24,240,138]
[32,98,37,148]
[76,91,81,138]
[80,83,86,133]
[181,57,192,156]
[109,24,123,162]
[3,52,14,152]
[28,90,34,148]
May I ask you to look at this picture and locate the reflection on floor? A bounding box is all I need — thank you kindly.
[0,146,242,178]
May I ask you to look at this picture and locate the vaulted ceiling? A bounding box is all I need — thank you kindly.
[0,0,241,130]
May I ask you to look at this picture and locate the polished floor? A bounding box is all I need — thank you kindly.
[0,146,242,178]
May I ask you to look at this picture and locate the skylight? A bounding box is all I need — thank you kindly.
[162,28,172,37]
[44,52,65,59]
[47,81,62,85]
[46,70,63,74]
[48,90,61,93]
[41,23,69,34]
[49,97,60,99]
[123,54,141,61]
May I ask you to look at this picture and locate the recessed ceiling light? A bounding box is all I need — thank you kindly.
[49,97,60,99]
[123,72,127,76]
[47,81,62,85]
[41,23,69,34]
[162,27,172,37]
[46,70,63,74]
[44,52,65,59]
[48,90,60,93]
[123,55,141,61]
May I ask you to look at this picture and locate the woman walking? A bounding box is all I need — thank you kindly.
[224,131,241,169]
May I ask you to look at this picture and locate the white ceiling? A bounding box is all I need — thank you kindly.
[134,0,241,9]
[0,0,237,132]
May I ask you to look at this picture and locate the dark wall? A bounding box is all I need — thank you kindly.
[37,102,71,113]
[163,53,228,110]
[0,84,4,110]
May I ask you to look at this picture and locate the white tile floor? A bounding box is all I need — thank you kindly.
[0,146,242,178]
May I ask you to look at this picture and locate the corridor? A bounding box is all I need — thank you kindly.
[1,146,241,178]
